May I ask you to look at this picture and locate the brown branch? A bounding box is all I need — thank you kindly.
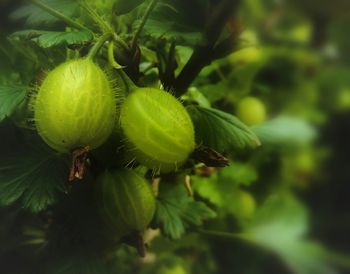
[173,45,214,95]
[173,0,241,97]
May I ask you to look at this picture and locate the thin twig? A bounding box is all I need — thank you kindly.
[87,33,112,59]
[81,1,130,52]
[108,40,125,69]
[198,229,244,241]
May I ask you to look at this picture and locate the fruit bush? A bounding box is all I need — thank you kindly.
[0,0,350,273]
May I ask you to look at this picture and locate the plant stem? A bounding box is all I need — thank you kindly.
[87,33,112,59]
[30,0,90,32]
[198,229,244,241]
[80,1,113,33]
[161,40,177,90]
[117,70,138,94]
[112,33,130,53]
[108,40,125,69]
[80,1,130,53]
[173,45,213,94]
[131,0,159,53]
[198,229,260,250]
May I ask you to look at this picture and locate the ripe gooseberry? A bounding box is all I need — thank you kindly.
[34,59,117,152]
[120,87,195,173]
[97,169,156,237]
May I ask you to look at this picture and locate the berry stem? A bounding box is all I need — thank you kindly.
[108,40,125,69]
[87,33,113,59]
[117,70,138,94]
[30,0,91,33]
[130,0,159,53]
[108,40,138,92]
[80,1,130,53]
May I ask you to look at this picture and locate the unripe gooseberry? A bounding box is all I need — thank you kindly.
[34,59,117,152]
[120,88,195,173]
[233,190,256,219]
[97,169,156,237]
[236,96,266,126]
[229,46,263,65]
[157,265,188,274]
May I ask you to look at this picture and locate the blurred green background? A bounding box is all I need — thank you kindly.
[1,0,350,273]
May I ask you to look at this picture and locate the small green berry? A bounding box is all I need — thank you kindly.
[120,88,195,172]
[34,59,117,152]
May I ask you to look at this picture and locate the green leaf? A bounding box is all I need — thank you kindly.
[244,194,308,241]
[154,183,216,240]
[113,0,146,15]
[220,162,258,186]
[186,105,260,154]
[198,82,231,103]
[192,175,221,206]
[10,0,78,26]
[251,116,317,147]
[142,19,204,45]
[11,30,93,48]
[0,37,55,83]
[138,1,209,45]
[193,163,257,211]
[0,123,68,212]
[182,87,211,108]
[0,85,27,122]
[241,193,346,274]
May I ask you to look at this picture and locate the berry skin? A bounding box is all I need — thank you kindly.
[236,96,266,126]
[97,169,156,237]
[120,87,195,173]
[34,59,117,153]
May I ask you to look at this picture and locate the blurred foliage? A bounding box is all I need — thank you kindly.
[0,0,350,274]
